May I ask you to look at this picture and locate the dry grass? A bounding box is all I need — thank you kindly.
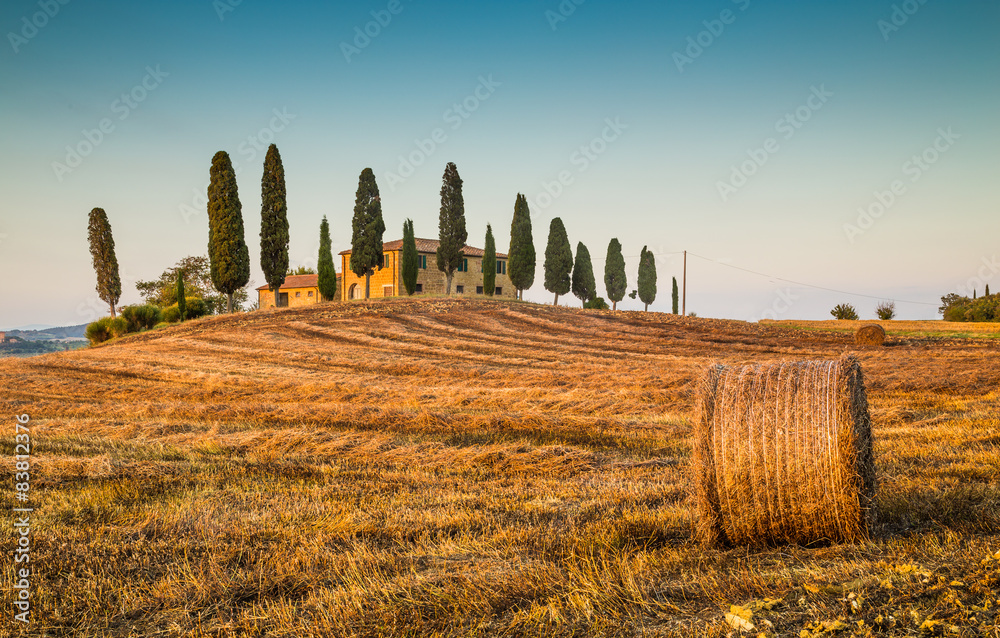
[1,298,998,637]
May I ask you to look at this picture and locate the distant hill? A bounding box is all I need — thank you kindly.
[7,323,88,341]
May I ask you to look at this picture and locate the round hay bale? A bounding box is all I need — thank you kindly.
[855,324,886,346]
[692,355,876,547]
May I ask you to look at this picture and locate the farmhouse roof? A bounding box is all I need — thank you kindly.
[339,238,508,258]
[255,274,321,291]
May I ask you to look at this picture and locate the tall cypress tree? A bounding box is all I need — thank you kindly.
[87,207,121,318]
[672,276,679,314]
[402,218,419,295]
[260,144,289,307]
[571,242,597,306]
[637,245,657,311]
[604,238,627,311]
[176,270,186,321]
[436,162,467,294]
[483,224,496,297]
[543,217,572,306]
[207,151,250,313]
[317,216,337,301]
[350,168,386,299]
[508,194,535,300]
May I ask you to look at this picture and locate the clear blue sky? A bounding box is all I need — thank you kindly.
[1,0,997,328]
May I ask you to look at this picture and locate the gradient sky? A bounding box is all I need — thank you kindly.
[1,0,998,328]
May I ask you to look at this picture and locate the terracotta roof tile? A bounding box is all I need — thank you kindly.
[339,238,507,259]
[255,273,340,291]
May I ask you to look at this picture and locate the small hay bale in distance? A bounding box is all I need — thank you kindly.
[692,355,877,547]
[855,324,886,346]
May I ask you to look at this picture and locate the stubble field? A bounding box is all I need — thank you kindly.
[1,298,998,637]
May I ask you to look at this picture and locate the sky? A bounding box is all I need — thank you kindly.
[1,0,998,328]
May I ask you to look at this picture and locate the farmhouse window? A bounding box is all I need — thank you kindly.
[415,283,423,293]
[476,286,484,294]
[456,285,464,294]
[495,287,502,295]
[457,258,469,272]
[308,291,313,297]
[496,260,506,275]
[295,292,301,297]
[418,255,427,269]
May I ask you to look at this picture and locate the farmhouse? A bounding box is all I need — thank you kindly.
[256,273,341,308]
[339,238,515,300]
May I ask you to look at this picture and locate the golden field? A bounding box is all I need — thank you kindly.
[1,298,998,637]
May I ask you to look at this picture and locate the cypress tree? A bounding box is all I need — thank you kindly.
[207,151,250,313]
[986,284,991,297]
[604,238,627,311]
[350,168,386,299]
[571,242,596,306]
[483,224,496,297]
[317,216,337,301]
[177,270,186,321]
[543,217,572,306]
[508,194,535,300]
[436,162,467,294]
[672,276,679,314]
[87,207,121,318]
[402,218,418,295]
[637,245,657,311]
[260,144,289,307]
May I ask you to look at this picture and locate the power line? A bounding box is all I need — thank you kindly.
[685,251,938,306]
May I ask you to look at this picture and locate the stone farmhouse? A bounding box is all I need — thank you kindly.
[339,238,515,301]
[256,273,338,309]
[256,238,515,307]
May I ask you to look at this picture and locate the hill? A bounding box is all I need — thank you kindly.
[1,298,997,636]
[7,322,88,341]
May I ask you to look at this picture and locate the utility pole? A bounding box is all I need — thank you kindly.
[682,250,687,316]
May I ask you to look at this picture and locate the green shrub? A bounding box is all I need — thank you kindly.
[86,317,129,344]
[830,303,859,320]
[86,318,112,344]
[164,296,209,323]
[875,300,896,320]
[121,304,163,332]
[583,296,610,310]
[940,294,1000,322]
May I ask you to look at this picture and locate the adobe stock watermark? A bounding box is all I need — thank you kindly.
[878,0,929,42]
[51,65,169,183]
[545,0,585,31]
[382,75,500,191]
[843,126,958,243]
[13,413,33,623]
[716,84,833,202]
[179,107,297,223]
[76,265,139,322]
[527,117,627,214]
[341,0,412,63]
[673,0,751,73]
[213,0,242,21]
[7,0,71,54]
[955,256,1000,299]
[757,287,800,321]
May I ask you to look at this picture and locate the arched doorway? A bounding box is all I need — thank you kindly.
[349,283,362,300]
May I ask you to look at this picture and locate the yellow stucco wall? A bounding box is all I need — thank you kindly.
[341,252,399,300]
[340,250,515,299]
[258,286,321,308]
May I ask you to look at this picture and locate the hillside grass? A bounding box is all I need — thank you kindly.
[2,298,998,637]
[764,318,1000,340]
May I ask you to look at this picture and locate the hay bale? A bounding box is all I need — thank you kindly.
[855,324,886,346]
[692,355,876,547]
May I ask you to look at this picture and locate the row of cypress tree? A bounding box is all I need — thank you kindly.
[540,218,671,312]
[88,149,676,316]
